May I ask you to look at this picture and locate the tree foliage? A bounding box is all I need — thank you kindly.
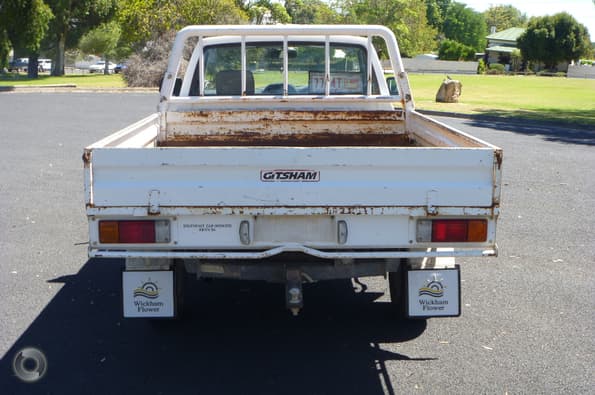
[424,0,450,30]
[79,21,121,74]
[118,0,247,47]
[438,38,474,60]
[484,5,527,32]
[248,1,292,24]
[0,0,53,74]
[517,13,593,69]
[341,0,437,57]
[441,2,487,52]
[44,0,117,76]
[284,0,340,24]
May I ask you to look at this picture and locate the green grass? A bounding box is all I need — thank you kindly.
[408,74,595,127]
[252,70,309,88]
[0,73,126,88]
[2,71,594,126]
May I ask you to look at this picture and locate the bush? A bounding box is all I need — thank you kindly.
[477,59,486,74]
[438,39,475,61]
[535,70,566,77]
[487,63,505,74]
[123,31,175,88]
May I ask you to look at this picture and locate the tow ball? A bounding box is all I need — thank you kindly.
[286,269,303,316]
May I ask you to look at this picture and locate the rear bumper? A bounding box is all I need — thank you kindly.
[89,244,497,259]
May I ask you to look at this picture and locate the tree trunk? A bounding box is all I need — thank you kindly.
[52,34,66,76]
[27,54,39,79]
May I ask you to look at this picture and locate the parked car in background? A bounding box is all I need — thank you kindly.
[114,62,127,74]
[38,59,52,72]
[89,61,116,74]
[8,58,28,72]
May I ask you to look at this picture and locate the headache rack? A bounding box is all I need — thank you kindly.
[159,24,413,108]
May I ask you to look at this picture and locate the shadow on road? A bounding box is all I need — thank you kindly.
[0,259,429,395]
[465,113,595,146]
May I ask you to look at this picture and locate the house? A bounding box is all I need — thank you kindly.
[485,27,525,67]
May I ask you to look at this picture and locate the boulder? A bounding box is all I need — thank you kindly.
[435,77,462,103]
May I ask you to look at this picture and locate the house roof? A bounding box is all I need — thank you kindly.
[486,27,526,42]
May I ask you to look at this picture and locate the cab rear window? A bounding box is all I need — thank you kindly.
[195,43,379,96]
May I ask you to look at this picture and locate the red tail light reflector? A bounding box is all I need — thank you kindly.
[118,221,156,243]
[432,220,467,242]
[418,219,488,243]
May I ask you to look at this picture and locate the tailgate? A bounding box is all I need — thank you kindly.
[87,147,499,208]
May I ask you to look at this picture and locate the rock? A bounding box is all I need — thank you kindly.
[435,78,462,103]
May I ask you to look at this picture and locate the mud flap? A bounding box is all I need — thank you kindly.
[122,270,176,318]
[406,265,461,318]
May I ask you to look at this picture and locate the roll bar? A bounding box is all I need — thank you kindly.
[160,25,413,110]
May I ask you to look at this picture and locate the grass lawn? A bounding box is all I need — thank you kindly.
[0,73,126,88]
[408,74,595,127]
[1,71,594,126]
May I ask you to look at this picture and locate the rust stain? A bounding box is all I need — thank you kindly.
[164,109,410,147]
[82,150,91,167]
[183,110,404,122]
[495,149,503,170]
[158,132,414,147]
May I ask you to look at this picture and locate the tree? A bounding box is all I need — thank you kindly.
[442,2,487,52]
[44,0,117,76]
[484,5,527,32]
[0,30,11,71]
[341,0,437,57]
[284,0,341,24]
[0,0,53,77]
[120,0,248,87]
[424,0,451,30]
[118,0,247,48]
[248,1,291,24]
[517,13,592,70]
[79,21,121,74]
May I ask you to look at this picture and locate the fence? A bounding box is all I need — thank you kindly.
[567,65,595,79]
[383,59,478,75]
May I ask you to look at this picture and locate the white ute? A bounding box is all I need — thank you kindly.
[84,25,502,318]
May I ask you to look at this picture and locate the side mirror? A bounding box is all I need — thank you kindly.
[386,76,398,95]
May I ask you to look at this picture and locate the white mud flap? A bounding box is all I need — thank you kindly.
[122,271,176,318]
[406,266,461,318]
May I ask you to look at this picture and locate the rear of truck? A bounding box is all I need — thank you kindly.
[84,25,501,318]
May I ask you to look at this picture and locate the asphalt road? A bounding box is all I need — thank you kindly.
[0,93,593,394]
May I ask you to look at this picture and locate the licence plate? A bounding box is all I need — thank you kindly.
[122,271,175,318]
[406,266,461,318]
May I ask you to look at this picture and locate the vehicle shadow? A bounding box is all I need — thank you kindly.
[465,112,595,146]
[0,258,429,395]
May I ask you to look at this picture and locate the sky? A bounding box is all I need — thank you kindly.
[458,0,595,38]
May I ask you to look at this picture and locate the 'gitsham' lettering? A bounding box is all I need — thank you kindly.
[261,170,320,182]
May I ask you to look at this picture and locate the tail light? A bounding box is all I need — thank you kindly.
[417,219,487,243]
[99,220,170,244]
